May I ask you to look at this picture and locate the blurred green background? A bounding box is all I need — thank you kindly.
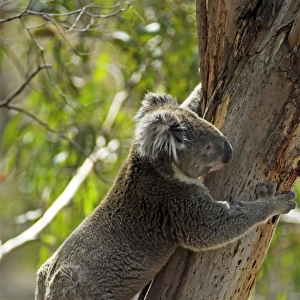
[0,1,299,299]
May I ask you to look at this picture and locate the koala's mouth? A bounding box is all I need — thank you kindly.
[209,162,225,172]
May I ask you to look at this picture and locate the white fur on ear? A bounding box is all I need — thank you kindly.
[180,84,202,116]
[134,92,178,121]
[135,109,185,162]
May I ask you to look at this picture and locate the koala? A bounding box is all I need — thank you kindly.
[35,85,296,300]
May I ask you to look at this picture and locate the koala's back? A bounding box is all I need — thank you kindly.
[36,153,192,300]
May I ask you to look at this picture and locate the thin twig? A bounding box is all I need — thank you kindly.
[67,6,86,32]
[0,11,28,23]
[27,3,130,18]
[0,0,15,7]
[0,65,51,106]
[0,3,131,31]
[48,20,93,56]
[67,16,95,33]
[84,4,131,19]
[27,21,51,30]
[19,16,44,52]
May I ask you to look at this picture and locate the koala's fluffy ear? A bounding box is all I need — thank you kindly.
[180,84,202,117]
[134,92,178,121]
[135,109,186,162]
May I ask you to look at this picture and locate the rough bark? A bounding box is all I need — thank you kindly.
[144,0,300,299]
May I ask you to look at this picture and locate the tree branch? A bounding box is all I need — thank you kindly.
[280,209,300,224]
[0,150,98,260]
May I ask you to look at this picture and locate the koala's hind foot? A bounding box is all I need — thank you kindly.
[256,182,296,214]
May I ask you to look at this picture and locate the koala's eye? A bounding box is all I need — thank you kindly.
[206,145,212,151]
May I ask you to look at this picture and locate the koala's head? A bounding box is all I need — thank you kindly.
[134,92,232,178]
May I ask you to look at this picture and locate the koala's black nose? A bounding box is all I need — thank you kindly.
[223,140,232,163]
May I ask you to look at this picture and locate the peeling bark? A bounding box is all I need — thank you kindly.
[145,0,300,299]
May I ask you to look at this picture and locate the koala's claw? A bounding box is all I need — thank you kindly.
[268,182,277,196]
[289,200,296,210]
[256,182,277,198]
[281,201,297,214]
[276,191,296,202]
[274,191,297,214]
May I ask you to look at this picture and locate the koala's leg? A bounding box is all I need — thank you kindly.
[179,183,296,250]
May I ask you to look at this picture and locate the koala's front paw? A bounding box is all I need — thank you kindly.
[256,182,296,215]
[256,182,277,198]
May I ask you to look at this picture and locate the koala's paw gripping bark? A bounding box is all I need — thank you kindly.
[256,182,296,214]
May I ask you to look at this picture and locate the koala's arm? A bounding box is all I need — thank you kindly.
[176,183,296,251]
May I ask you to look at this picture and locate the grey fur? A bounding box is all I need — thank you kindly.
[134,92,178,121]
[35,89,296,300]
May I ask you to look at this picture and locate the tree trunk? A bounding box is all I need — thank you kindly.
[144,1,300,299]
